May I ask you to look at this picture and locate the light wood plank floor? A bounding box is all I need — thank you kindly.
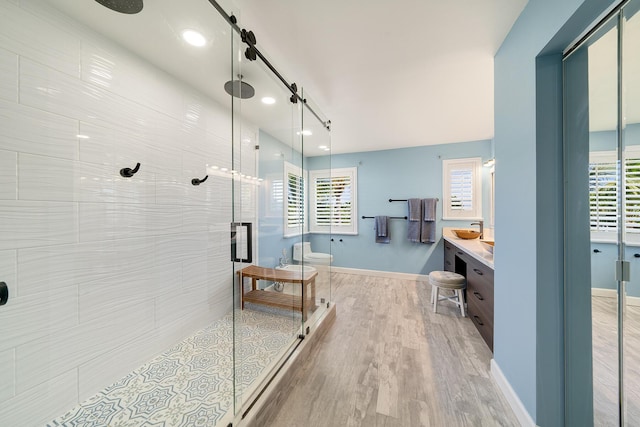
[593,295,640,426]
[256,272,519,426]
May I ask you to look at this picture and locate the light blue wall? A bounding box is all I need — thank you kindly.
[495,0,616,425]
[590,123,640,150]
[307,140,492,275]
[257,130,303,269]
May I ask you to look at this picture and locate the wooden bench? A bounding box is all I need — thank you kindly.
[237,265,318,321]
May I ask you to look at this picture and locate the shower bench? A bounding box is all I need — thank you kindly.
[237,265,318,321]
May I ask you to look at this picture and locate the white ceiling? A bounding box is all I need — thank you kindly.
[236,0,529,153]
[44,0,528,155]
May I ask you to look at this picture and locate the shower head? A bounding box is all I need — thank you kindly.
[224,78,255,99]
[94,0,143,14]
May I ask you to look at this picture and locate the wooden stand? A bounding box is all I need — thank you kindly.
[237,265,318,320]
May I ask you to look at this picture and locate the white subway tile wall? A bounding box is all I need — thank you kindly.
[0,149,17,199]
[0,48,17,102]
[0,348,15,402]
[0,1,256,425]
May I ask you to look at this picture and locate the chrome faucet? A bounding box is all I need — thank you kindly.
[278,248,289,267]
[471,220,484,239]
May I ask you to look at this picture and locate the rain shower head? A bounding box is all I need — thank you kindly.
[94,0,143,14]
[224,77,255,99]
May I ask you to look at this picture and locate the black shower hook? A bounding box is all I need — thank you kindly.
[191,175,209,186]
[119,162,141,178]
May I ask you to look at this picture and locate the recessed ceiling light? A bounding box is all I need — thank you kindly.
[318,145,327,149]
[261,96,276,105]
[297,129,312,136]
[76,134,90,139]
[182,29,206,47]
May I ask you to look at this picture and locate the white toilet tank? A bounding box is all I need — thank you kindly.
[293,241,333,265]
[293,242,312,262]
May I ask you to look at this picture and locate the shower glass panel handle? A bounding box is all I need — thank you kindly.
[231,222,253,263]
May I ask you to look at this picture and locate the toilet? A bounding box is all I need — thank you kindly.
[293,242,333,265]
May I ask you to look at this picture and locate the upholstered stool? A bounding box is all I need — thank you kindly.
[429,271,466,317]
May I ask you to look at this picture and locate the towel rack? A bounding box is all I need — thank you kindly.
[362,215,408,220]
[389,198,439,202]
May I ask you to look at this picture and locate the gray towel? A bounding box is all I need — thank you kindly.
[421,198,438,243]
[375,216,390,244]
[408,198,422,221]
[407,199,422,242]
[423,198,437,221]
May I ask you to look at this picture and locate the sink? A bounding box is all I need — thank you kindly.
[480,240,494,254]
[452,229,481,239]
[275,264,317,273]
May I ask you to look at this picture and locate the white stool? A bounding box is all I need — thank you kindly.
[429,271,466,317]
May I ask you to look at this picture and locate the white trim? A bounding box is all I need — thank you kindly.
[309,167,358,235]
[442,157,483,220]
[592,287,640,306]
[328,266,429,282]
[283,161,308,237]
[490,359,538,427]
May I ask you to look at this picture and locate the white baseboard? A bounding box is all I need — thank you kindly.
[592,288,640,306]
[490,359,537,427]
[329,266,429,282]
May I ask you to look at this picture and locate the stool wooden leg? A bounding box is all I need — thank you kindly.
[458,289,465,317]
[433,286,439,313]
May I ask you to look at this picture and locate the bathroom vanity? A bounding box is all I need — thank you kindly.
[442,228,494,352]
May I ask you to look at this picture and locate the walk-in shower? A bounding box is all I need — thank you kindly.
[0,0,333,425]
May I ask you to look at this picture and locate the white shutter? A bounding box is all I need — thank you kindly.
[283,162,307,237]
[588,149,640,238]
[625,157,640,233]
[310,167,358,234]
[589,159,618,231]
[442,158,482,220]
[450,168,474,211]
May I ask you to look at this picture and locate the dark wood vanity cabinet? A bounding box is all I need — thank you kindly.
[444,242,455,272]
[443,240,494,352]
[465,257,494,351]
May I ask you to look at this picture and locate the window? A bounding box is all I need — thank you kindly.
[310,167,358,235]
[589,148,640,241]
[283,161,307,237]
[442,158,482,220]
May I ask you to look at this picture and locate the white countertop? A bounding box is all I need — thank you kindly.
[442,227,494,269]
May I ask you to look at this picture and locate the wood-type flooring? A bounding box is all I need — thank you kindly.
[253,272,519,427]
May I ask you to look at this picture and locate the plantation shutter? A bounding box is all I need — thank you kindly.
[287,171,304,227]
[589,152,640,234]
[450,168,474,212]
[442,158,482,220]
[310,167,358,234]
[625,157,640,232]
[283,162,307,236]
[589,159,618,231]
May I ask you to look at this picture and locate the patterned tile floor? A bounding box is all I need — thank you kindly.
[49,307,301,427]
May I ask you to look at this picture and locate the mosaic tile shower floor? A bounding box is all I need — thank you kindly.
[49,307,301,427]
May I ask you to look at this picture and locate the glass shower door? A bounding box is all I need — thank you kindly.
[231,26,305,416]
[622,2,640,423]
[564,1,640,424]
[301,88,332,330]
